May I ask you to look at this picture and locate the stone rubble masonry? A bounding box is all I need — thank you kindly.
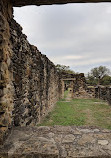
[0,0,61,144]
[1,0,111,147]
[0,0,14,144]
[9,19,60,127]
[95,86,111,105]
[61,72,111,104]
[0,126,111,157]
[12,0,111,7]
[61,73,95,99]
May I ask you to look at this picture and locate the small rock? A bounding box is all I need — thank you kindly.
[104,143,111,150]
[102,129,111,133]
[93,129,100,132]
[98,140,109,145]
[78,134,95,145]
[48,132,55,138]
[59,146,67,157]
[38,126,50,131]
[38,137,50,142]
[79,129,92,133]
[62,134,75,143]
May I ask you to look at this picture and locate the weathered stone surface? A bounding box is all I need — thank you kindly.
[12,0,111,7]
[60,73,111,104]
[61,73,94,99]
[0,0,61,143]
[1,0,111,149]
[0,0,14,144]
[95,86,111,105]
[0,126,111,157]
[62,134,75,143]
[9,18,60,127]
[98,140,109,145]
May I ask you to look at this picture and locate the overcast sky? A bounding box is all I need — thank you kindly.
[14,3,111,74]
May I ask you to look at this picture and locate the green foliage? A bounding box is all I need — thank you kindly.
[91,66,110,79]
[101,75,111,85]
[86,66,111,86]
[55,64,75,74]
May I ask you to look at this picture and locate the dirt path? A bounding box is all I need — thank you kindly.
[65,90,72,101]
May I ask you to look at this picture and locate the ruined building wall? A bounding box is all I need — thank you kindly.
[10,19,60,126]
[72,75,95,98]
[61,73,94,99]
[0,0,60,144]
[0,0,14,143]
[95,86,111,105]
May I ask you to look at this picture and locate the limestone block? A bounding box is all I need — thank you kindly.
[98,140,109,145]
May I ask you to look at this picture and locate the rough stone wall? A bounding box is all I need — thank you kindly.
[61,73,94,98]
[95,86,111,105]
[1,0,111,146]
[72,74,87,98]
[86,86,95,98]
[9,19,60,127]
[0,0,60,144]
[0,0,14,144]
[12,0,111,7]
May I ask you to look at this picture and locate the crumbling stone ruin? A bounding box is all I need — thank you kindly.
[0,0,97,144]
[95,86,111,105]
[0,0,111,157]
[61,73,95,99]
[61,72,111,103]
[0,0,61,144]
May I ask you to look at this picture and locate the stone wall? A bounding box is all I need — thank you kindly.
[0,0,60,144]
[95,86,111,105]
[12,0,111,7]
[1,0,111,146]
[9,19,60,127]
[0,0,14,144]
[61,73,94,99]
[86,86,95,98]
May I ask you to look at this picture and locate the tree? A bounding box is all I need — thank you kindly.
[86,73,97,85]
[90,66,110,80]
[86,66,110,85]
[101,75,111,85]
[55,64,75,74]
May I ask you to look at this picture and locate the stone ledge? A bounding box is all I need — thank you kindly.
[12,0,111,7]
[0,126,111,157]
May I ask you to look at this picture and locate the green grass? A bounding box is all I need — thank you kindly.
[38,93,111,129]
[59,90,68,101]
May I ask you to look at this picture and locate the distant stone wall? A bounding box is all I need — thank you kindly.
[95,86,111,105]
[61,73,94,99]
[86,86,95,98]
[72,74,87,98]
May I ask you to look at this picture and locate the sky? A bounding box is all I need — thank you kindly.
[14,3,111,74]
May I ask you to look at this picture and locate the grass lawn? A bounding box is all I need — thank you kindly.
[39,92,111,129]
